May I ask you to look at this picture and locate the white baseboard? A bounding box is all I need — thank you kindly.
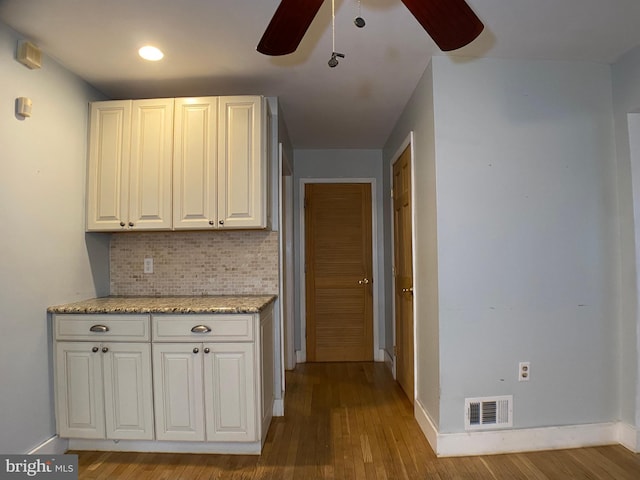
[273,398,285,417]
[375,348,385,362]
[68,439,262,455]
[295,350,306,363]
[437,422,619,457]
[414,399,438,453]
[28,435,68,455]
[383,349,395,377]
[414,401,633,457]
[617,422,640,453]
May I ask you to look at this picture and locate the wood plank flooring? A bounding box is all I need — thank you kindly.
[74,362,640,479]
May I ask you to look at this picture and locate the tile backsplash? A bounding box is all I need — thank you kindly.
[110,230,279,296]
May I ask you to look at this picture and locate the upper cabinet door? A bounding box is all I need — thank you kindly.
[173,97,219,230]
[218,96,267,229]
[86,100,132,231]
[128,99,174,230]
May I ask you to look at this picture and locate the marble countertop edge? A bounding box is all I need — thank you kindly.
[47,295,277,315]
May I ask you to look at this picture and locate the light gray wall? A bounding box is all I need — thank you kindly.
[292,149,385,355]
[383,55,620,434]
[383,61,441,427]
[432,56,618,433]
[0,22,109,453]
[611,45,640,428]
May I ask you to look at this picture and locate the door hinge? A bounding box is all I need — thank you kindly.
[393,345,397,356]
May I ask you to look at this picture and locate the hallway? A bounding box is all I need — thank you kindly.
[75,362,640,479]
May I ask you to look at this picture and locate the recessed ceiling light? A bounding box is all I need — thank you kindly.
[138,45,164,61]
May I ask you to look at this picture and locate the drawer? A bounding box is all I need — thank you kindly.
[152,314,255,342]
[54,314,150,341]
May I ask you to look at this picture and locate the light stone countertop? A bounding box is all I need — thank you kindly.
[47,295,277,314]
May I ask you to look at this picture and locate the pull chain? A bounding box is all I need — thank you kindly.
[328,0,345,67]
[355,0,366,28]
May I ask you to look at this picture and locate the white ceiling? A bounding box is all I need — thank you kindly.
[1,0,640,149]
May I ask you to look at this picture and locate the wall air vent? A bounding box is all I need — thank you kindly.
[465,395,513,430]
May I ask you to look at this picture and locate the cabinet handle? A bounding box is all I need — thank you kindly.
[128,222,134,227]
[102,347,109,353]
[219,220,224,225]
[92,346,99,353]
[204,347,210,354]
[209,220,215,225]
[90,324,109,333]
[120,221,126,227]
[193,347,199,354]
[191,325,211,334]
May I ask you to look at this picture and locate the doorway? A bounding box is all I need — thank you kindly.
[303,182,375,362]
[393,145,415,402]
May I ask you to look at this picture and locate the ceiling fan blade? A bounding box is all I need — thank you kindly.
[257,0,325,56]
[401,0,484,51]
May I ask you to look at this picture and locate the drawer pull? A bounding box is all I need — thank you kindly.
[90,325,110,333]
[191,325,212,334]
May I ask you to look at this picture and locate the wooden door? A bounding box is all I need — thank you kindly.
[305,183,373,362]
[393,147,414,402]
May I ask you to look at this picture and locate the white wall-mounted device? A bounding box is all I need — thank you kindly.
[16,97,33,118]
[17,40,42,69]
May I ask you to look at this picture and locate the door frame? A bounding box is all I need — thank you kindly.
[389,132,417,397]
[298,178,381,363]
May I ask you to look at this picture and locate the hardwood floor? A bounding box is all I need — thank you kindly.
[74,362,640,479]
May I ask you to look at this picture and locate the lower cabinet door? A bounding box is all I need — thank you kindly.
[55,342,105,439]
[152,343,205,441]
[203,342,257,442]
[102,343,154,440]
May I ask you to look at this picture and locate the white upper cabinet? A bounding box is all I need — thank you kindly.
[128,99,174,230]
[173,97,219,230]
[217,96,267,229]
[86,100,131,231]
[88,95,267,232]
[86,99,174,231]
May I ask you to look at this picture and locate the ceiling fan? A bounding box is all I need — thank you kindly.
[257,0,484,56]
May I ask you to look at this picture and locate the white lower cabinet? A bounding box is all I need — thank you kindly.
[52,304,274,452]
[54,318,154,440]
[152,308,272,444]
[153,342,256,442]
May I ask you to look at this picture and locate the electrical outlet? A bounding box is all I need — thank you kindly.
[143,257,154,274]
[518,362,530,382]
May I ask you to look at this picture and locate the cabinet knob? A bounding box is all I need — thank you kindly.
[219,220,224,225]
[193,347,200,354]
[204,347,210,354]
[209,220,214,225]
[92,346,99,353]
[120,221,126,227]
[102,347,109,353]
[128,222,134,227]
